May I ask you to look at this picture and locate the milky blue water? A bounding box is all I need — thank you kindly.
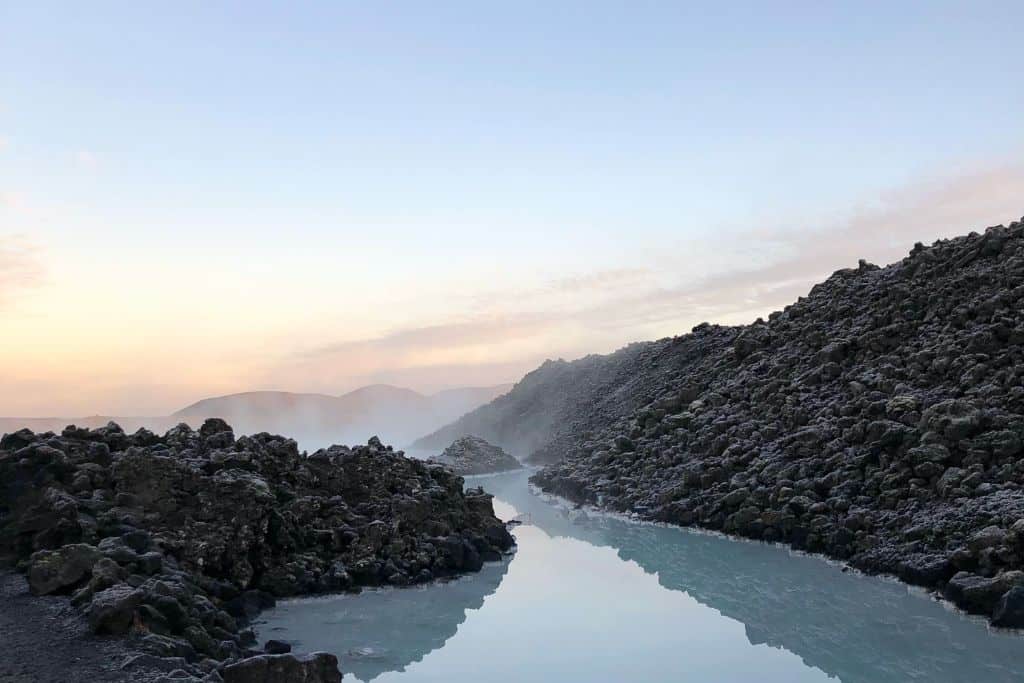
[257,469,1024,682]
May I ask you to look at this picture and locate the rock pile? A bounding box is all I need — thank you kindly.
[428,436,523,476]
[0,419,514,681]
[533,218,1024,627]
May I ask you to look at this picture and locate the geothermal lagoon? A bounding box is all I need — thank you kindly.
[257,470,1024,683]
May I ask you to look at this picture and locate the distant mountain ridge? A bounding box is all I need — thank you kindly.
[0,383,512,451]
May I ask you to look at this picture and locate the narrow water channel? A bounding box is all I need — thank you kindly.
[257,469,1024,682]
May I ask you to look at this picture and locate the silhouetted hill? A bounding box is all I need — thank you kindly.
[0,415,179,438]
[1,384,511,451]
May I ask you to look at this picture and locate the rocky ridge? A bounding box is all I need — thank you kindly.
[0,419,514,681]
[412,344,665,462]
[531,217,1024,628]
[428,436,523,476]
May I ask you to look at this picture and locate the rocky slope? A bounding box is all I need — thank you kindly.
[412,346,670,462]
[532,217,1024,627]
[428,436,523,476]
[0,419,514,681]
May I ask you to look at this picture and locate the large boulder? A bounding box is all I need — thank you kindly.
[27,544,101,595]
[220,652,341,683]
[992,586,1024,628]
[944,571,1024,615]
[0,428,36,451]
[428,436,523,475]
[264,639,292,655]
[87,583,144,634]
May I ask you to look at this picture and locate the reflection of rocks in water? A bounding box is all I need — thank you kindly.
[258,558,511,681]
[480,471,1024,683]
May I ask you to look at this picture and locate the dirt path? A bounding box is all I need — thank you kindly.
[0,569,141,682]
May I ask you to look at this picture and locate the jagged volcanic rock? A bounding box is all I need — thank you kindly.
[428,436,523,475]
[0,420,514,680]
[532,217,1024,627]
[220,652,341,683]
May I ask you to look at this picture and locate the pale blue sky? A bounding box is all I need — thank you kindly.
[1,2,1022,414]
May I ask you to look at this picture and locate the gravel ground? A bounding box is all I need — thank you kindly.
[0,569,143,682]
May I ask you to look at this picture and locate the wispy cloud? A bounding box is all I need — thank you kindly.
[272,162,1024,393]
[0,234,46,308]
[0,191,25,209]
[9,160,1012,411]
[74,149,98,169]
[265,314,566,394]
[642,162,1024,324]
[545,267,651,294]
[340,358,545,393]
[300,315,559,360]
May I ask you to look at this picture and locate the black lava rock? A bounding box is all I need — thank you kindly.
[507,218,1024,627]
[0,418,515,674]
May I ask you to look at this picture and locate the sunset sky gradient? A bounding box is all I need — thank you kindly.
[1,1,1022,415]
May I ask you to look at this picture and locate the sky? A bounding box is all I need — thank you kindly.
[1,1,1023,416]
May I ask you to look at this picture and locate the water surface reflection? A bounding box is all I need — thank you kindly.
[259,469,1023,682]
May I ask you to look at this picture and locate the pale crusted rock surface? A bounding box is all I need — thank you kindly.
[530,218,1024,626]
